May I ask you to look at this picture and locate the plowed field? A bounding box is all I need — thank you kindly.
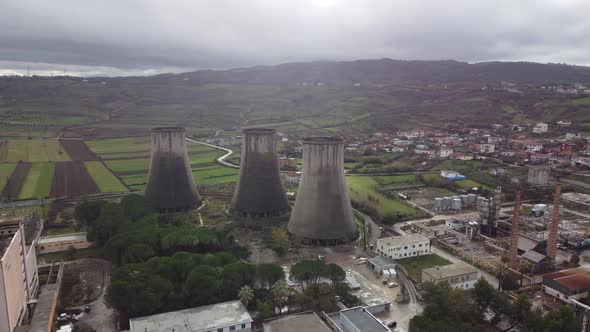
[1,162,32,199]
[60,140,99,161]
[50,161,100,197]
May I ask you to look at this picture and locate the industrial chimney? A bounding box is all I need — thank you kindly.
[287,137,358,245]
[547,182,561,262]
[230,128,290,218]
[508,189,521,270]
[144,127,201,211]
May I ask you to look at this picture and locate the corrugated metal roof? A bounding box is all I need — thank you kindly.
[544,268,590,291]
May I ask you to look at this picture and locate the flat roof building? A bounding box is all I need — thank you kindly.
[422,262,479,290]
[37,233,93,254]
[326,307,389,332]
[376,234,431,260]
[128,300,253,332]
[264,312,331,332]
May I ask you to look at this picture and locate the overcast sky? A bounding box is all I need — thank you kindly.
[1,0,589,76]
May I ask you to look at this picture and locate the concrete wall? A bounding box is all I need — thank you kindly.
[231,129,290,218]
[288,137,358,245]
[0,230,26,332]
[528,166,550,186]
[37,237,93,254]
[145,127,201,210]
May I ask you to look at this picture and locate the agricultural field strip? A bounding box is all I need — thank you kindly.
[84,161,128,193]
[18,162,54,199]
[3,139,71,162]
[0,163,17,192]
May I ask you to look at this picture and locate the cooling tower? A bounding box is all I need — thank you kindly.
[288,137,358,245]
[230,128,290,218]
[144,127,201,211]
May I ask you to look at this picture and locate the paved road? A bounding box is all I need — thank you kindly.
[186,138,239,169]
[563,178,590,191]
[353,208,381,251]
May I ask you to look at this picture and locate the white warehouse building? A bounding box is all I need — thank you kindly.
[376,234,431,260]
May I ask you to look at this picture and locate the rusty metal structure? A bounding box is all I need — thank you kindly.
[547,182,561,262]
[144,127,201,211]
[508,189,521,270]
[287,137,358,245]
[230,128,290,219]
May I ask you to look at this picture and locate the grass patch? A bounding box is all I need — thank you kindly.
[38,247,103,264]
[372,175,420,186]
[85,137,150,155]
[0,163,17,192]
[18,162,54,199]
[5,139,70,162]
[347,176,426,219]
[105,158,150,173]
[397,254,452,282]
[192,167,239,185]
[85,161,128,193]
[571,97,590,106]
[454,179,490,190]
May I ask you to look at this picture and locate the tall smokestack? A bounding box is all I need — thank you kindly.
[230,128,290,218]
[144,127,201,211]
[288,137,358,245]
[508,189,521,270]
[547,182,561,262]
[490,186,502,237]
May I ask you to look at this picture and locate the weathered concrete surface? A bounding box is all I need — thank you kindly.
[144,127,201,210]
[230,128,290,218]
[288,137,358,245]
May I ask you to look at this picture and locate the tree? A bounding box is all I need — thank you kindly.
[272,280,296,314]
[120,194,153,221]
[257,300,275,320]
[290,260,327,292]
[255,264,285,289]
[326,264,346,286]
[74,200,106,227]
[543,306,582,332]
[87,202,129,245]
[271,227,289,255]
[238,285,254,308]
[183,265,221,307]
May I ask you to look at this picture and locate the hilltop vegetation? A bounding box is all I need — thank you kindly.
[1,59,590,140]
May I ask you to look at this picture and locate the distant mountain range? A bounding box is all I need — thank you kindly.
[145,59,590,86]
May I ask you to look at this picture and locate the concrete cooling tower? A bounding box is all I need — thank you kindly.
[144,127,201,211]
[230,128,290,218]
[288,137,358,245]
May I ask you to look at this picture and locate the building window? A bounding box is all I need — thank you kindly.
[230,326,236,331]
[218,329,223,332]
[242,324,246,328]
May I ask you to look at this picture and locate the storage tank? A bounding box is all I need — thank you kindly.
[433,198,443,211]
[230,128,291,219]
[452,198,462,210]
[144,127,201,211]
[288,137,358,245]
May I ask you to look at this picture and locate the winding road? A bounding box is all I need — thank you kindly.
[185,137,239,169]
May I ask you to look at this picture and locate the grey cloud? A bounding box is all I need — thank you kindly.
[1,0,590,76]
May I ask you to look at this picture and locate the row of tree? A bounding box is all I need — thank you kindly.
[410,279,581,332]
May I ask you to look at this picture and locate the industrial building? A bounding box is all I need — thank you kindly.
[527,165,551,186]
[376,234,431,259]
[128,300,253,332]
[325,307,389,332]
[288,137,358,245]
[230,128,291,219]
[264,312,331,332]
[0,218,40,332]
[144,127,202,211]
[543,268,590,304]
[37,233,93,254]
[422,262,479,290]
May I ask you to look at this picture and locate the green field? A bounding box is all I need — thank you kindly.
[431,159,498,172]
[347,176,427,219]
[571,97,590,106]
[454,179,490,190]
[104,159,150,173]
[91,138,239,190]
[85,161,128,193]
[0,163,17,192]
[18,162,54,199]
[372,174,420,186]
[2,139,70,162]
[397,254,452,282]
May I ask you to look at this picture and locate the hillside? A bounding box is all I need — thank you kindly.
[1,59,590,138]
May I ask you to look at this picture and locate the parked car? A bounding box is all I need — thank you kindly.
[388,321,398,328]
[84,305,91,313]
[387,282,398,288]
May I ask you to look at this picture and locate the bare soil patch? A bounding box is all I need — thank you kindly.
[60,140,99,161]
[1,162,31,199]
[50,161,100,197]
